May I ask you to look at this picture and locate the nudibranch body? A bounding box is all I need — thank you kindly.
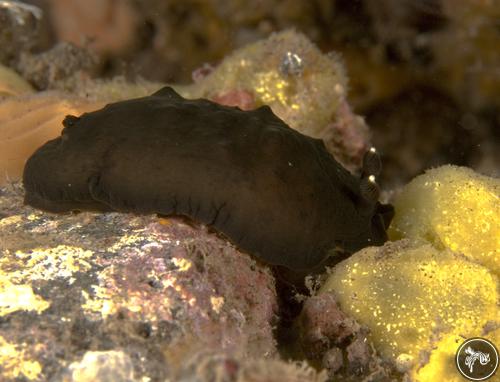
[23,87,393,271]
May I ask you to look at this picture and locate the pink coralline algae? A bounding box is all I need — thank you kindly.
[0,182,278,381]
[211,89,256,110]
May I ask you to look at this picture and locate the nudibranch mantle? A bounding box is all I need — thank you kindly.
[23,87,393,271]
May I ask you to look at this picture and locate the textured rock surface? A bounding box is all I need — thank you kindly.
[0,1,51,67]
[299,292,397,381]
[17,42,99,91]
[299,293,361,360]
[175,351,327,382]
[0,182,279,381]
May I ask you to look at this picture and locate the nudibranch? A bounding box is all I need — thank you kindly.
[23,87,394,272]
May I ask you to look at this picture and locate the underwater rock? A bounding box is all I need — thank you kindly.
[17,42,99,91]
[62,350,135,382]
[176,351,327,382]
[321,347,344,377]
[0,1,51,67]
[298,292,396,380]
[0,93,104,186]
[0,336,43,381]
[320,240,498,381]
[389,165,499,275]
[0,182,277,381]
[299,293,361,360]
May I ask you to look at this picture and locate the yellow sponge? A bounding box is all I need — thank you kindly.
[414,329,500,382]
[321,241,498,379]
[389,165,499,275]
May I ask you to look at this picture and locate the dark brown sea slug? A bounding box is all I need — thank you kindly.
[23,87,393,271]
